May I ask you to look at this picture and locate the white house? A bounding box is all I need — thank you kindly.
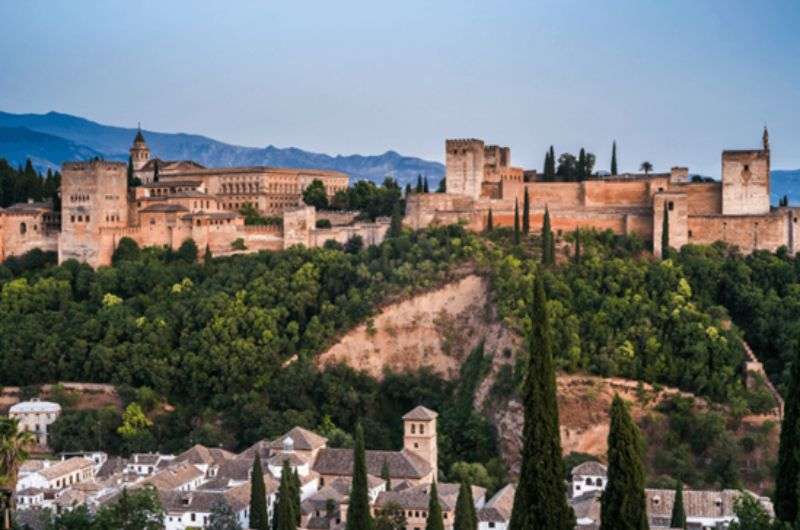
[9,399,61,447]
[16,457,94,491]
[571,461,607,498]
[478,484,515,530]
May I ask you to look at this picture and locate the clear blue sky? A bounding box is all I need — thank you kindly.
[1,0,799,175]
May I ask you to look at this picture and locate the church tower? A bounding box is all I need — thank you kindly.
[402,406,438,477]
[130,126,150,171]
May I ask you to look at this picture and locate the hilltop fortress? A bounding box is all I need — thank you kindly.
[0,130,388,267]
[407,129,800,255]
[0,128,796,267]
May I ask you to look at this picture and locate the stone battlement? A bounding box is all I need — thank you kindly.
[62,160,126,170]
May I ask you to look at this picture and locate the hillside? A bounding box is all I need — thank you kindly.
[0,111,445,185]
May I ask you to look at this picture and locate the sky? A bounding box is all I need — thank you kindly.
[1,0,799,175]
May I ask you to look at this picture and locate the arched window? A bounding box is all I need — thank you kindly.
[19,222,26,235]
[585,478,592,485]
[411,424,416,434]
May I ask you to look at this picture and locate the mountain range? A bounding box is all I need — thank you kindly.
[0,111,444,187]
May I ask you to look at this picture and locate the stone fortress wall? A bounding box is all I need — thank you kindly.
[407,130,800,256]
[0,131,388,267]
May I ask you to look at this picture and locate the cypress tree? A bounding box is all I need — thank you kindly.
[508,275,575,530]
[416,174,423,193]
[381,458,391,491]
[274,463,297,530]
[775,350,800,522]
[127,156,134,186]
[541,207,553,265]
[454,480,477,530]
[670,481,686,529]
[661,205,669,259]
[292,468,301,525]
[425,482,445,530]
[574,228,581,265]
[611,141,618,176]
[577,148,587,181]
[388,202,403,238]
[486,209,494,232]
[346,423,373,530]
[513,199,520,246]
[543,150,550,178]
[423,177,429,193]
[547,146,556,179]
[522,188,530,235]
[436,177,446,193]
[249,454,269,530]
[153,159,160,183]
[405,183,412,196]
[600,395,648,530]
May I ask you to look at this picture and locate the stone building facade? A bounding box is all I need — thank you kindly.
[408,129,800,256]
[0,131,388,267]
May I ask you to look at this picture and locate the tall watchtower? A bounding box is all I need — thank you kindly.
[402,406,438,475]
[130,127,150,171]
[721,128,770,215]
[445,139,485,199]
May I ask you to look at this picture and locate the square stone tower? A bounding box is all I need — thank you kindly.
[445,139,485,199]
[403,405,438,476]
[59,160,129,266]
[721,131,770,215]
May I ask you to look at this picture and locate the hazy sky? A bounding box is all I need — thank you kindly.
[2,0,799,175]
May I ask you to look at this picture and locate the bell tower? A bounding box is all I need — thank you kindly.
[130,125,150,171]
[402,406,438,477]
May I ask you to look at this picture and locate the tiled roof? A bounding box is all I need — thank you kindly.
[402,406,438,421]
[477,484,515,523]
[174,444,234,467]
[313,448,431,480]
[39,458,93,481]
[141,179,203,189]
[9,400,61,414]
[645,488,774,520]
[572,461,607,477]
[130,453,161,465]
[159,482,250,514]
[269,427,328,452]
[374,482,481,512]
[268,452,308,467]
[143,462,204,491]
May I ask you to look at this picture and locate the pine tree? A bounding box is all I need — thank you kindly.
[423,177,429,193]
[508,275,575,530]
[611,141,618,176]
[513,199,520,246]
[249,454,269,530]
[416,175,423,193]
[600,395,648,530]
[661,205,669,259]
[486,209,494,232]
[574,228,581,265]
[670,481,686,529]
[425,482,445,530]
[541,207,553,265]
[775,349,800,522]
[522,188,530,235]
[388,202,403,238]
[346,423,373,530]
[454,480,476,530]
[381,458,391,491]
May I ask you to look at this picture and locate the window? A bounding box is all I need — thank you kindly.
[19,222,26,235]
[411,424,416,434]
[688,230,693,238]
[668,201,674,211]
[419,424,425,434]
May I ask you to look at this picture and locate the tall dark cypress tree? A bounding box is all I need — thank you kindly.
[670,481,686,529]
[600,395,648,530]
[775,350,800,522]
[541,207,553,265]
[127,156,134,186]
[661,206,669,259]
[454,480,476,530]
[611,141,618,176]
[577,148,587,181]
[513,199,520,246]
[388,202,403,238]
[405,183,412,196]
[423,177,430,193]
[249,454,269,530]
[543,150,550,178]
[153,159,160,183]
[274,463,297,530]
[547,146,556,179]
[522,188,530,235]
[508,275,575,530]
[346,423,372,530]
[425,482,445,530]
[416,174,424,193]
[292,468,301,525]
[486,209,494,232]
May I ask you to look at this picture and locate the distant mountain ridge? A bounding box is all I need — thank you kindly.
[0,111,444,186]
